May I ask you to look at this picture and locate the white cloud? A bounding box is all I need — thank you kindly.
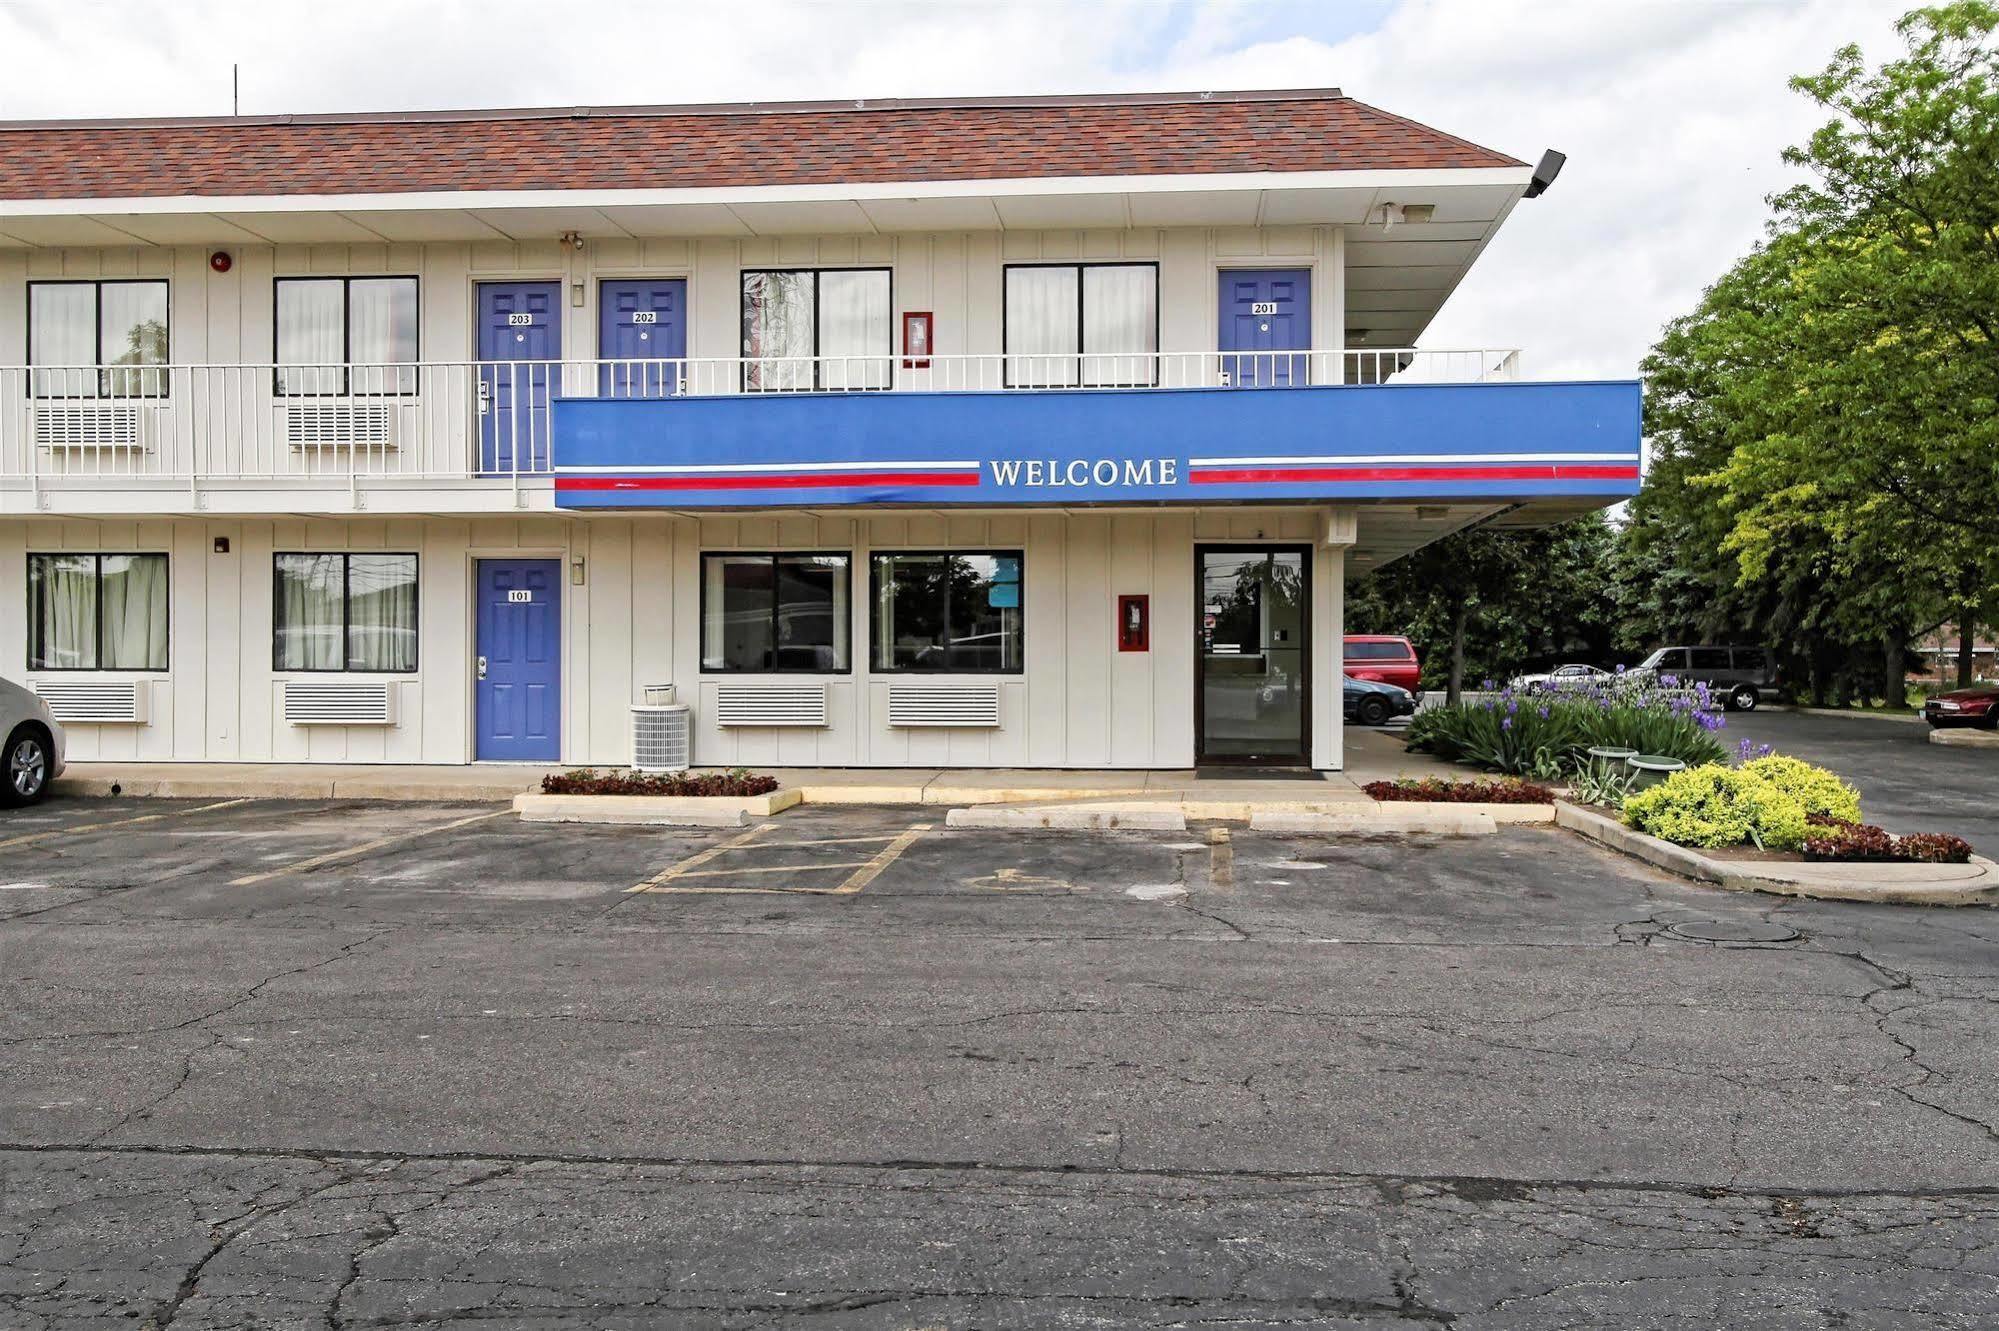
[0,0,1910,378]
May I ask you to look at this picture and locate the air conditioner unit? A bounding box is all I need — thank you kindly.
[283,679,398,726]
[714,682,829,727]
[32,678,149,724]
[886,682,1002,727]
[632,683,691,773]
[285,403,397,448]
[34,403,148,450]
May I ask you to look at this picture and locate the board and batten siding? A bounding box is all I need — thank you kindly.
[0,227,1345,369]
[1,508,1348,769]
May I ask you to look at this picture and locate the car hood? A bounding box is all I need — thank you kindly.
[1931,686,1999,704]
[1343,676,1411,696]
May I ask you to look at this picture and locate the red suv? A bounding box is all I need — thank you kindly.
[1344,635,1421,693]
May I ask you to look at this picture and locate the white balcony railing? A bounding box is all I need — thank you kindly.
[0,349,1520,486]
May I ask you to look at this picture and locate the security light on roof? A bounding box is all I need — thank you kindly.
[1375,202,1435,230]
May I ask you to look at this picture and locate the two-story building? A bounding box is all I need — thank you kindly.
[0,89,1638,773]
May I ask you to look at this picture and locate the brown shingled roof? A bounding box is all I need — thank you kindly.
[0,90,1523,201]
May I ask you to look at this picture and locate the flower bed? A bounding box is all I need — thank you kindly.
[1802,817,1974,865]
[540,768,780,797]
[1363,777,1555,805]
[1406,674,1727,779]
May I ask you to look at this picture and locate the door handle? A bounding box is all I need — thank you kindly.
[476,655,488,680]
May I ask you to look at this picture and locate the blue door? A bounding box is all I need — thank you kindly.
[599,279,687,397]
[477,282,561,474]
[475,559,561,762]
[1219,269,1311,387]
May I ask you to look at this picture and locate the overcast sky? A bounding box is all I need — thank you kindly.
[0,0,1908,379]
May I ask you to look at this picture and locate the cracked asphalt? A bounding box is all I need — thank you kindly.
[1,791,1995,1328]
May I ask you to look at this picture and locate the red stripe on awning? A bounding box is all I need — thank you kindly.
[557,471,982,491]
[1188,464,1640,483]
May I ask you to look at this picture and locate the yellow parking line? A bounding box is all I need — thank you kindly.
[626,823,774,893]
[0,799,251,852]
[831,824,931,895]
[670,860,873,879]
[229,808,508,886]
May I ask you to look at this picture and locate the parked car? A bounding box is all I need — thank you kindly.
[1,677,65,807]
[1924,683,1999,729]
[1343,635,1421,693]
[1512,663,1610,692]
[1343,674,1416,727]
[1629,645,1776,711]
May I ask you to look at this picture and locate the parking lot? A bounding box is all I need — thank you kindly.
[2,784,1996,1326]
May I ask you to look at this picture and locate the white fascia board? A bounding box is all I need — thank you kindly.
[0,166,1537,218]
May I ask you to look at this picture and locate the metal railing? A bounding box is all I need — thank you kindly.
[0,349,1521,485]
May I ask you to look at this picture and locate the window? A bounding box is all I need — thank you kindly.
[28,281,169,398]
[1004,263,1157,387]
[1689,647,1733,670]
[871,552,1023,673]
[274,277,418,395]
[273,553,418,672]
[741,269,892,391]
[1345,640,1413,661]
[1734,647,1768,671]
[701,553,851,672]
[28,553,169,671]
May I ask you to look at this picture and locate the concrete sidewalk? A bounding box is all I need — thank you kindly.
[52,727,1460,808]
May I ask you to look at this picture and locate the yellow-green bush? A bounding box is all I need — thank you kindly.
[1738,755,1862,823]
[1622,765,1809,851]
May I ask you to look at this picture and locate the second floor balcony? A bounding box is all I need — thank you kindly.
[0,348,1598,514]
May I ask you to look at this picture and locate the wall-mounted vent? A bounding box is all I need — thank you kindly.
[886,682,1002,728]
[34,404,147,450]
[32,678,149,724]
[285,404,397,447]
[714,683,829,727]
[282,679,398,726]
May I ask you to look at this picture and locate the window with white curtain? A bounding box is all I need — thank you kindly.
[28,281,169,398]
[741,269,891,391]
[273,553,418,672]
[1004,263,1157,388]
[28,553,169,671]
[274,277,419,395]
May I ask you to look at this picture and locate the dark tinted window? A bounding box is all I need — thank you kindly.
[1733,647,1768,671]
[871,552,1023,672]
[1690,647,1732,669]
[1345,641,1411,661]
[700,553,850,672]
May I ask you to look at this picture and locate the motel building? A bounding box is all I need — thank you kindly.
[0,90,1638,774]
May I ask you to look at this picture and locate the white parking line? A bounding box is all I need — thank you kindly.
[0,799,251,852]
[228,809,509,886]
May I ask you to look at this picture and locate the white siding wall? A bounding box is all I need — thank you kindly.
[1,508,1348,770]
[0,226,1345,368]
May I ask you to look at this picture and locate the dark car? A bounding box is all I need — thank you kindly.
[1632,645,1777,712]
[1925,684,1998,729]
[1344,674,1416,728]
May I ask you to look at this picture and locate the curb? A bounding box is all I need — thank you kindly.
[1763,705,1924,724]
[52,774,538,802]
[1253,809,1499,836]
[1555,801,1998,906]
[1929,728,1999,749]
[945,806,1187,831]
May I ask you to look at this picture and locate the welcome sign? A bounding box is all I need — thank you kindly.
[551,381,1640,509]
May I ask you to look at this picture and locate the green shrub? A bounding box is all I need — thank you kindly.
[1405,685,1727,777]
[1738,755,1862,823]
[1622,764,1808,851]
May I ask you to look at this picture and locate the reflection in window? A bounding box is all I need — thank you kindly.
[275,277,418,395]
[28,281,169,398]
[701,553,851,672]
[28,553,169,671]
[273,553,417,672]
[741,269,890,391]
[871,552,1023,672]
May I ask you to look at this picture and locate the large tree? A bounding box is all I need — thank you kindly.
[1628,1,1999,697]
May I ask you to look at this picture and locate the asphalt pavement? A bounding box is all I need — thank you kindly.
[0,780,1995,1327]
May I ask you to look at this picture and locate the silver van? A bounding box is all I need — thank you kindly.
[1633,645,1777,712]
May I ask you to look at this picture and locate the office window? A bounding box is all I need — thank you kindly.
[701,553,851,672]
[275,277,418,395]
[1004,263,1157,387]
[28,553,169,671]
[871,552,1023,673]
[28,281,169,398]
[274,553,418,672]
[741,268,891,391]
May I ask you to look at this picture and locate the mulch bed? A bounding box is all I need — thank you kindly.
[540,769,780,797]
[1363,778,1556,805]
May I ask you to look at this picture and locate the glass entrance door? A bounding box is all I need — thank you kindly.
[1197,547,1310,764]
